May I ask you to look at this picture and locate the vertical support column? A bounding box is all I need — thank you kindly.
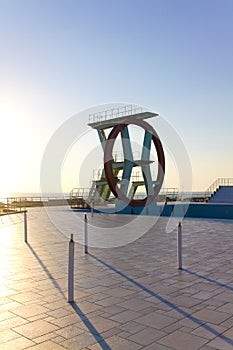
[120,126,134,196]
[84,214,88,254]
[24,211,28,243]
[97,128,107,151]
[141,130,153,195]
[177,221,182,270]
[68,234,75,303]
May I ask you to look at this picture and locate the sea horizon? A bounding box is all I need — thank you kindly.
[1,190,209,200]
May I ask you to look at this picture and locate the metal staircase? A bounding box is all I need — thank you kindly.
[206,178,233,203]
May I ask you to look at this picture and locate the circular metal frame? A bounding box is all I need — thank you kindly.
[104,117,165,207]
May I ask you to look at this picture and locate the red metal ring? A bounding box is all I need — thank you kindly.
[104,117,165,207]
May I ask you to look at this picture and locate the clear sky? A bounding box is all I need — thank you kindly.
[0,0,233,195]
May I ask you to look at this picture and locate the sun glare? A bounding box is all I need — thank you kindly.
[0,94,34,196]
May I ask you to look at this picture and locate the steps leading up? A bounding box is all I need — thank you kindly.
[208,186,233,203]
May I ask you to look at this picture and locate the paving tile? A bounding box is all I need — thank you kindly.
[177,316,202,330]
[77,315,119,333]
[96,296,123,306]
[60,331,102,349]
[47,308,72,318]
[118,320,146,334]
[28,313,49,322]
[0,329,21,343]
[98,326,121,339]
[11,304,49,318]
[110,310,141,323]
[171,295,201,308]
[128,327,166,345]
[50,314,81,327]
[135,312,175,329]
[191,323,226,340]
[26,341,66,349]
[118,298,155,311]
[158,330,208,350]
[55,325,84,339]
[13,319,59,338]
[217,302,233,314]
[33,332,58,344]
[220,316,233,328]
[0,300,22,311]
[0,316,28,331]
[0,311,16,322]
[103,287,135,298]
[51,336,66,344]
[45,300,68,311]
[142,344,173,350]
[0,336,35,349]
[222,326,233,338]
[192,309,230,325]
[74,301,101,314]
[207,337,233,350]
[96,335,142,350]
[101,304,125,315]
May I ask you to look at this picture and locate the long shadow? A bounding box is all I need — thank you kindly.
[27,242,66,298]
[89,253,233,347]
[183,268,233,292]
[70,302,111,350]
[26,243,111,349]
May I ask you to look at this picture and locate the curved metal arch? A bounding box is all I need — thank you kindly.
[104,118,165,207]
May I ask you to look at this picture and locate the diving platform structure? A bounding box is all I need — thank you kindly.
[85,105,161,213]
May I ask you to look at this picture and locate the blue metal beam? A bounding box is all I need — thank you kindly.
[120,126,134,196]
[141,131,154,195]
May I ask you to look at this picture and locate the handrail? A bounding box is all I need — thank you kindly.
[0,197,26,215]
[89,105,143,124]
[160,187,179,194]
[0,196,73,212]
[205,178,233,196]
[70,188,91,199]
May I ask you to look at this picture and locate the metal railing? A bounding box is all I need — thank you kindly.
[70,188,91,199]
[205,178,233,196]
[0,196,73,213]
[160,188,179,195]
[89,105,143,124]
[0,198,26,215]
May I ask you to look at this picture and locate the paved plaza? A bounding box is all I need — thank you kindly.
[1,207,233,349]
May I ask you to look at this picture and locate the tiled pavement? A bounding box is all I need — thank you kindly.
[1,207,233,349]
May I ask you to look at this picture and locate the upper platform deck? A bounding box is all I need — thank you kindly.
[88,105,158,129]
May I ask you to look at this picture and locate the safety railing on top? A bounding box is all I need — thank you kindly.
[89,105,143,124]
[205,178,233,196]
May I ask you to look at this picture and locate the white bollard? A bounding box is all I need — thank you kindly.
[24,211,28,243]
[177,221,182,270]
[68,234,75,302]
[84,214,88,254]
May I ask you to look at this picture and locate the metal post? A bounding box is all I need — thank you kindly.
[84,214,88,254]
[68,234,75,302]
[24,211,27,243]
[91,200,94,218]
[178,221,182,270]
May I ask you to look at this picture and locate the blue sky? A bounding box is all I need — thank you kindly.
[0,0,232,194]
